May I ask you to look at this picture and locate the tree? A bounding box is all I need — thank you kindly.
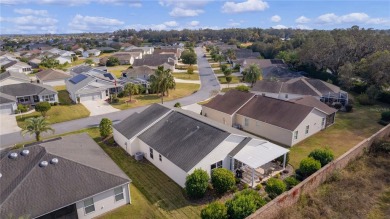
[211,168,235,195]
[225,76,232,88]
[283,176,300,190]
[34,101,51,117]
[21,116,54,142]
[124,83,139,103]
[85,59,94,65]
[185,169,209,199]
[225,189,267,219]
[226,49,236,63]
[201,202,228,219]
[244,64,262,87]
[214,54,224,66]
[181,50,197,66]
[355,50,390,88]
[40,56,60,68]
[106,56,120,66]
[99,118,113,138]
[1,66,6,73]
[149,66,176,104]
[299,157,321,177]
[220,64,228,72]
[308,148,334,167]
[265,178,286,199]
[187,65,194,78]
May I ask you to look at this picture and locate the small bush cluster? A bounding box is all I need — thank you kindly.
[299,157,321,177]
[370,140,390,154]
[378,91,390,104]
[211,168,235,195]
[17,104,29,113]
[356,93,375,105]
[265,178,286,199]
[201,202,228,219]
[381,111,390,121]
[345,104,353,112]
[308,148,335,167]
[35,101,51,117]
[283,176,300,190]
[185,169,209,199]
[235,85,249,92]
[225,189,267,219]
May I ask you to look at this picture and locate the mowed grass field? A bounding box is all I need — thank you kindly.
[173,72,200,80]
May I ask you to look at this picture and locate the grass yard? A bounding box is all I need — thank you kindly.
[111,83,200,110]
[16,86,90,128]
[173,72,200,80]
[175,65,198,71]
[68,58,85,67]
[221,88,235,93]
[218,75,242,84]
[107,65,131,78]
[210,63,220,68]
[288,103,387,168]
[213,69,222,74]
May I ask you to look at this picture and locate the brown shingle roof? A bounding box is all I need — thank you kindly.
[237,95,313,131]
[36,69,71,81]
[289,96,337,115]
[203,90,255,115]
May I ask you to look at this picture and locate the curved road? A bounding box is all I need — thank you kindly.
[0,47,220,148]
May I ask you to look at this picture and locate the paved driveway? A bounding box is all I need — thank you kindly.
[82,100,120,116]
[0,114,21,135]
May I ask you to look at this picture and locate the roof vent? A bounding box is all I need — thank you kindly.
[39,161,49,167]
[50,158,59,164]
[8,152,18,159]
[21,149,30,156]
[0,173,2,178]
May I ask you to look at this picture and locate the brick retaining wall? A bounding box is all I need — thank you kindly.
[247,124,390,219]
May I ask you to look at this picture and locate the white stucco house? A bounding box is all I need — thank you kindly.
[202,90,338,147]
[113,104,289,188]
[0,83,59,106]
[82,49,101,58]
[0,133,131,219]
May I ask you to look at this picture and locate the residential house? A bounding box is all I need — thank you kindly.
[251,77,349,105]
[124,46,154,55]
[132,54,176,71]
[66,69,121,102]
[0,71,30,86]
[96,47,117,53]
[122,66,155,80]
[0,83,58,105]
[0,133,131,219]
[1,60,32,74]
[202,90,337,147]
[82,49,101,58]
[154,48,183,59]
[36,69,72,86]
[55,55,73,65]
[69,65,93,76]
[0,92,17,114]
[113,104,289,188]
[28,57,42,68]
[236,58,300,79]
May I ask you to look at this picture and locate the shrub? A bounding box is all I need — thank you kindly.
[231,186,238,192]
[225,189,267,219]
[106,56,120,66]
[283,176,300,190]
[334,102,342,109]
[220,64,228,72]
[17,104,28,113]
[378,91,390,104]
[174,102,181,108]
[185,169,209,199]
[211,168,235,195]
[356,93,374,105]
[370,140,390,154]
[99,118,113,138]
[53,102,58,106]
[274,173,281,179]
[308,148,335,167]
[381,111,390,121]
[242,183,249,189]
[299,157,321,177]
[235,85,249,92]
[117,91,125,98]
[255,184,263,190]
[201,202,228,219]
[345,104,353,112]
[265,178,286,199]
[35,101,51,117]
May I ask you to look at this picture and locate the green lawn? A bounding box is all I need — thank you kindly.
[221,88,235,92]
[173,73,200,80]
[210,63,220,68]
[213,69,222,74]
[111,83,200,110]
[288,103,387,168]
[175,65,198,71]
[218,76,242,84]
[16,86,90,128]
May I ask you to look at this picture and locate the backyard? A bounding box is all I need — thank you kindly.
[175,64,198,71]
[111,83,200,110]
[107,65,131,78]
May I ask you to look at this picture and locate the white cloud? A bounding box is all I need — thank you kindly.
[129,2,142,7]
[272,24,288,29]
[2,15,58,26]
[271,15,281,22]
[295,16,310,24]
[296,25,311,30]
[317,12,372,24]
[169,8,204,17]
[222,0,269,14]
[164,21,179,27]
[189,21,200,26]
[14,8,48,16]
[366,18,390,25]
[159,0,211,8]
[228,22,241,27]
[68,14,124,32]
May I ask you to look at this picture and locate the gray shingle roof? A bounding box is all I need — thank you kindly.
[203,90,254,115]
[0,133,129,219]
[138,111,231,172]
[0,83,57,97]
[69,65,93,74]
[114,104,171,139]
[229,137,252,156]
[0,71,30,82]
[0,93,16,104]
[36,69,71,81]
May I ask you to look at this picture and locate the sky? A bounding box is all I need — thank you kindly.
[0,0,389,34]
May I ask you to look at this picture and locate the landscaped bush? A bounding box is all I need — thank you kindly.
[334,102,342,109]
[211,168,235,195]
[201,202,228,219]
[225,189,267,219]
[53,102,58,106]
[299,157,321,177]
[370,140,390,154]
[174,102,181,108]
[378,91,390,104]
[283,176,300,190]
[235,85,249,92]
[345,104,353,112]
[17,104,28,113]
[99,118,113,138]
[356,93,375,105]
[255,184,263,190]
[381,111,390,121]
[117,91,125,98]
[308,148,335,167]
[185,169,209,199]
[265,178,286,199]
[220,64,228,72]
[242,183,249,189]
[35,101,51,117]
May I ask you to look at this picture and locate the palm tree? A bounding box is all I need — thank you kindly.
[21,117,55,142]
[226,49,236,65]
[124,83,139,103]
[244,64,263,87]
[150,66,176,104]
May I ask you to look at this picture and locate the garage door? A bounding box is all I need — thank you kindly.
[80,92,102,102]
[0,104,14,115]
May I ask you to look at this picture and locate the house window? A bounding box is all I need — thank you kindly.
[42,94,55,101]
[114,186,124,202]
[17,96,30,103]
[159,154,162,162]
[322,118,326,126]
[305,125,310,134]
[244,118,249,126]
[285,94,288,98]
[211,160,223,171]
[149,148,154,159]
[294,131,298,140]
[83,198,95,214]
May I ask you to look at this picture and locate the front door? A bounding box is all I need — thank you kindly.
[33,95,39,103]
